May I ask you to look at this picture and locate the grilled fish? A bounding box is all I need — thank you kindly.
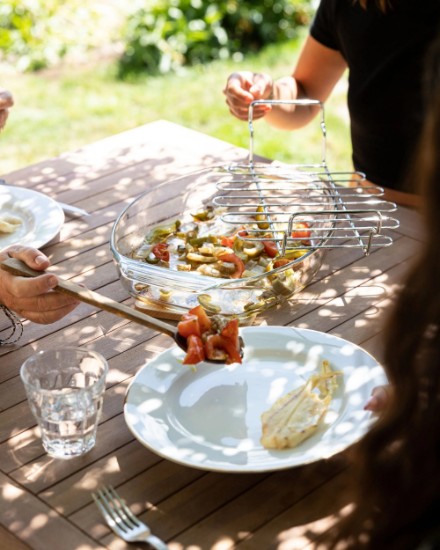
[261,360,341,450]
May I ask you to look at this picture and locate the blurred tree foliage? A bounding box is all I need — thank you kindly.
[0,0,110,71]
[118,0,312,77]
[0,0,312,74]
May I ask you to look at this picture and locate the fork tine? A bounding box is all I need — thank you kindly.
[106,485,142,528]
[94,487,132,534]
[92,491,121,532]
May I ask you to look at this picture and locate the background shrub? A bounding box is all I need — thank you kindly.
[117,0,312,77]
[0,0,113,71]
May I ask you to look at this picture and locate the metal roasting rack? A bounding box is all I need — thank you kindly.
[213,99,400,257]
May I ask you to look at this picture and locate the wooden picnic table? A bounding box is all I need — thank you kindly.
[0,120,423,549]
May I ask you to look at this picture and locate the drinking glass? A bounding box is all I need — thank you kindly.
[20,348,108,459]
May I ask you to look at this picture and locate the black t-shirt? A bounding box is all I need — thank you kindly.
[310,0,440,190]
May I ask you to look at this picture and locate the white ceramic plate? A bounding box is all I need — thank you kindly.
[0,186,64,249]
[124,326,386,473]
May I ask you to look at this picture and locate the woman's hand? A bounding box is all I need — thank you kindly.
[364,385,392,413]
[0,245,79,324]
[223,71,273,121]
[0,89,14,131]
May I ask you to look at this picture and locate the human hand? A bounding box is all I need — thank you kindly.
[0,89,13,131]
[223,71,273,121]
[0,245,79,324]
[364,384,392,413]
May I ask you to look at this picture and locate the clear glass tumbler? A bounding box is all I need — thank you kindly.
[20,348,108,459]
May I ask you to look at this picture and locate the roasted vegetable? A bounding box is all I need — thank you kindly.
[177,306,242,365]
[134,207,308,280]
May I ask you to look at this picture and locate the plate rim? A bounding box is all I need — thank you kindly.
[124,326,386,473]
[0,185,64,249]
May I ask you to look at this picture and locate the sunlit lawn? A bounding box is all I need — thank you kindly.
[0,34,351,176]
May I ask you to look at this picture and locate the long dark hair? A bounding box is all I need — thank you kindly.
[323,32,440,549]
[356,0,392,13]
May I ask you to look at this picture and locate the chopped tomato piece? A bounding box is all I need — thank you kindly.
[183,334,206,365]
[205,334,228,362]
[205,333,241,364]
[220,235,235,248]
[152,242,170,262]
[273,258,291,269]
[177,315,201,338]
[221,318,239,340]
[218,253,245,279]
[204,319,242,364]
[291,222,311,244]
[262,240,278,258]
[187,305,212,333]
[221,337,242,364]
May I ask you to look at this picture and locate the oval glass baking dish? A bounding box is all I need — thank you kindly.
[110,165,335,320]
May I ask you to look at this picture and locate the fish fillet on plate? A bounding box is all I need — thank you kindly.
[261,360,341,450]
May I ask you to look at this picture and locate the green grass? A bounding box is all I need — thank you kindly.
[0,35,351,175]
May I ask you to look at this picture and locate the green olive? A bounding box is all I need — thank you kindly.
[255,204,270,230]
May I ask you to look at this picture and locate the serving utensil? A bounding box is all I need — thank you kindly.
[0,257,240,363]
[92,485,169,549]
[0,179,90,218]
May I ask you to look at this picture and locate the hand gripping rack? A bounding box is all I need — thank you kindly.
[212,99,399,257]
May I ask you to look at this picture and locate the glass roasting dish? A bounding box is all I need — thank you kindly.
[110,100,399,321]
[111,165,338,320]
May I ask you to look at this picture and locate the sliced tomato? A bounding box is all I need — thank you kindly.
[273,258,291,269]
[177,314,201,338]
[221,318,239,340]
[183,334,206,365]
[262,240,278,258]
[221,337,242,364]
[218,253,245,279]
[291,221,311,243]
[220,235,235,248]
[221,319,242,363]
[152,242,170,262]
[187,305,212,333]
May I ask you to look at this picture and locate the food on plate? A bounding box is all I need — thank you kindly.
[177,305,242,365]
[0,214,22,234]
[131,207,311,281]
[260,359,341,450]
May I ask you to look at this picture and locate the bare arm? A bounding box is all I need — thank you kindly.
[266,36,347,129]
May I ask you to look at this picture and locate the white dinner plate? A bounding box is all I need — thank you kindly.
[0,186,64,249]
[124,326,387,473]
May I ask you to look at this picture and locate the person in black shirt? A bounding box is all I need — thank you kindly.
[223,0,440,207]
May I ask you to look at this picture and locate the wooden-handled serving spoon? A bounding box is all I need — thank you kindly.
[1,257,233,362]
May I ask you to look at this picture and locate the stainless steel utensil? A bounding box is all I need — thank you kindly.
[0,179,90,218]
[0,257,241,363]
[56,202,90,218]
[92,485,169,549]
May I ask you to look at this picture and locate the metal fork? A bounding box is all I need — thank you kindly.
[92,485,170,549]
